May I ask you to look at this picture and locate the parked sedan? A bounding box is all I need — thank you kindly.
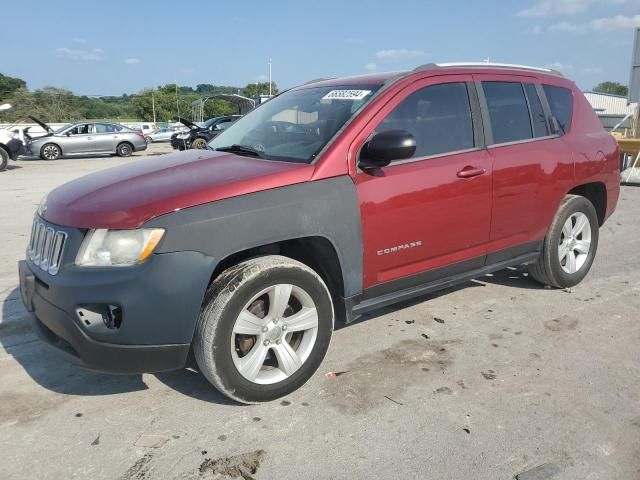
[27,117,147,160]
[145,127,177,143]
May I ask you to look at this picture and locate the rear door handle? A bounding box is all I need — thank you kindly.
[457,166,486,178]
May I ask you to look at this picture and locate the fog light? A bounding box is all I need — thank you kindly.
[76,304,122,331]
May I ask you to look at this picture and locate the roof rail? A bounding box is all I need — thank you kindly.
[303,78,335,85]
[413,62,563,77]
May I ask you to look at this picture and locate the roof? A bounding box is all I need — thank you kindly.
[301,62,563,89]
[584,91,636,116]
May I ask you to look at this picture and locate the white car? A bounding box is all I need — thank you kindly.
[0,104,26,171]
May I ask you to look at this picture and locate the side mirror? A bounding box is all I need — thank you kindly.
[359,130,416,170]
[65,131,71,136]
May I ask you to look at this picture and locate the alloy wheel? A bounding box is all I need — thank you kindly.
[230,284,319,385]
[558,212,591,274]
[42,145,59,160]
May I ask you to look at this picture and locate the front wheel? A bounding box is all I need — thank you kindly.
[191,138,207,149]
[529,194,599,288]
[193,256,334,404]
[145,136,152,143]
[40,143,61,160]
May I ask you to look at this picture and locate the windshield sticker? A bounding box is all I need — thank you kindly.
[322,89,372,100]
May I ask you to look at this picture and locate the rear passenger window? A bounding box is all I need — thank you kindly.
[524,84,549,138]
[543,85,573,133]
[376,82,474,159]
[482,82,532,144]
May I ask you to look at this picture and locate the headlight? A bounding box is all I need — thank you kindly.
[75,229,165,267]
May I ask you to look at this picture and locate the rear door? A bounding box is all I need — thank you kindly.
[352,75,493,291]
[93,123,121,152]
[474,74,574,262]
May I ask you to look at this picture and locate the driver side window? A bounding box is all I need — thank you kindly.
[376,82,474,160]
[67,124,91,135]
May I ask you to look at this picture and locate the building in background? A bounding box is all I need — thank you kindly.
[584,91,636,131]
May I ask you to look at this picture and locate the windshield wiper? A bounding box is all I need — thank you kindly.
[215,144,264,158]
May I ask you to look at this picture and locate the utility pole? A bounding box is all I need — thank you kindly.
[151,91,156,124]
[268,58,272,96]
[175,81,180,119]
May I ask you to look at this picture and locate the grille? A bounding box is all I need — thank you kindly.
[27,217,67,275]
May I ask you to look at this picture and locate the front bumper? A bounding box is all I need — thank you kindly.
[171,136,191,150]
[19,244,215,373]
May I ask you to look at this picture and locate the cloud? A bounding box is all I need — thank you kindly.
[365,63,378,72]
[544,62,575,75]
[375,49,427,61]
[72,37,86,44]
[55,47,104,61]
[124,58,140,64]
[517,0,627,17]
[548,14,640,33]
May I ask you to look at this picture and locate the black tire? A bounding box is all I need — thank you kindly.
[116,142,133,157]
[0,147,8,171]
[40,143,61,160]
[145,136,152,143]
[191,137,207,149]
[529,194,599,288]
[193,255,334,404]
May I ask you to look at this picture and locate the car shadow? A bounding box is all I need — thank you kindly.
[1,265,544,403]
[2,287,148,396]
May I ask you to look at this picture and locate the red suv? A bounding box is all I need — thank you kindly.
[19,63,620,403]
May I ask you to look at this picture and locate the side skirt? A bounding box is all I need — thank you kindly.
[345,251,540,323]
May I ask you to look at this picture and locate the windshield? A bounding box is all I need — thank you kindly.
[208,85,379,163]
[54,124,71,134]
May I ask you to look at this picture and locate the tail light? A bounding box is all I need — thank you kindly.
[136,131,145,139]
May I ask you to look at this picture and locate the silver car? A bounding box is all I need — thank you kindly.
[145,127,177,143]
[27,117,147,160]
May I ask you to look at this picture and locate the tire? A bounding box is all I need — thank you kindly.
[145,136,152,143]
[529,194,599,288]
[0,148,8,172]
[40,143,61,160]
[191,137,207,149]
[116,142,133,157]
[194,255,334,404]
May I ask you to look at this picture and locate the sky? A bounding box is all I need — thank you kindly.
[0,0,638,96]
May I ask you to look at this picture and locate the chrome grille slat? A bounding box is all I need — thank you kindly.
[27,217,67,275]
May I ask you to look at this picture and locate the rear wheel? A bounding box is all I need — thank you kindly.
[0,148,8,171]
[191,138,207,149]
[116,142,133,157]
[193,256,334,404]
[529,194,599,288]
[40,143,61,160]
[145,136,152,143]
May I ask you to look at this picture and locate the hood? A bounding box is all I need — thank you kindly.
[42,150,314,229]
[28,116,53,134]
[178,117,199,130]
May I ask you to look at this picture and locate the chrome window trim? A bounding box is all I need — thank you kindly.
[486,134,560,149]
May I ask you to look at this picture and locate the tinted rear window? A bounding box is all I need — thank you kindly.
[543,85,573,133]
[524,84,549,138]
[482,82,532,144]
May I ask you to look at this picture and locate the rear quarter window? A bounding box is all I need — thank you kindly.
[543,85,573,133]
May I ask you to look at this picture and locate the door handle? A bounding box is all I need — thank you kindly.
[457,166,486,178]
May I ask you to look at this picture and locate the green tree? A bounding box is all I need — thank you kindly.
[0,73,27,101]
[242,82,278,98]
[593,81,628,96]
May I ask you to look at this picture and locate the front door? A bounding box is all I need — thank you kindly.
[353,76,493,292]
[62,123,96,154]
